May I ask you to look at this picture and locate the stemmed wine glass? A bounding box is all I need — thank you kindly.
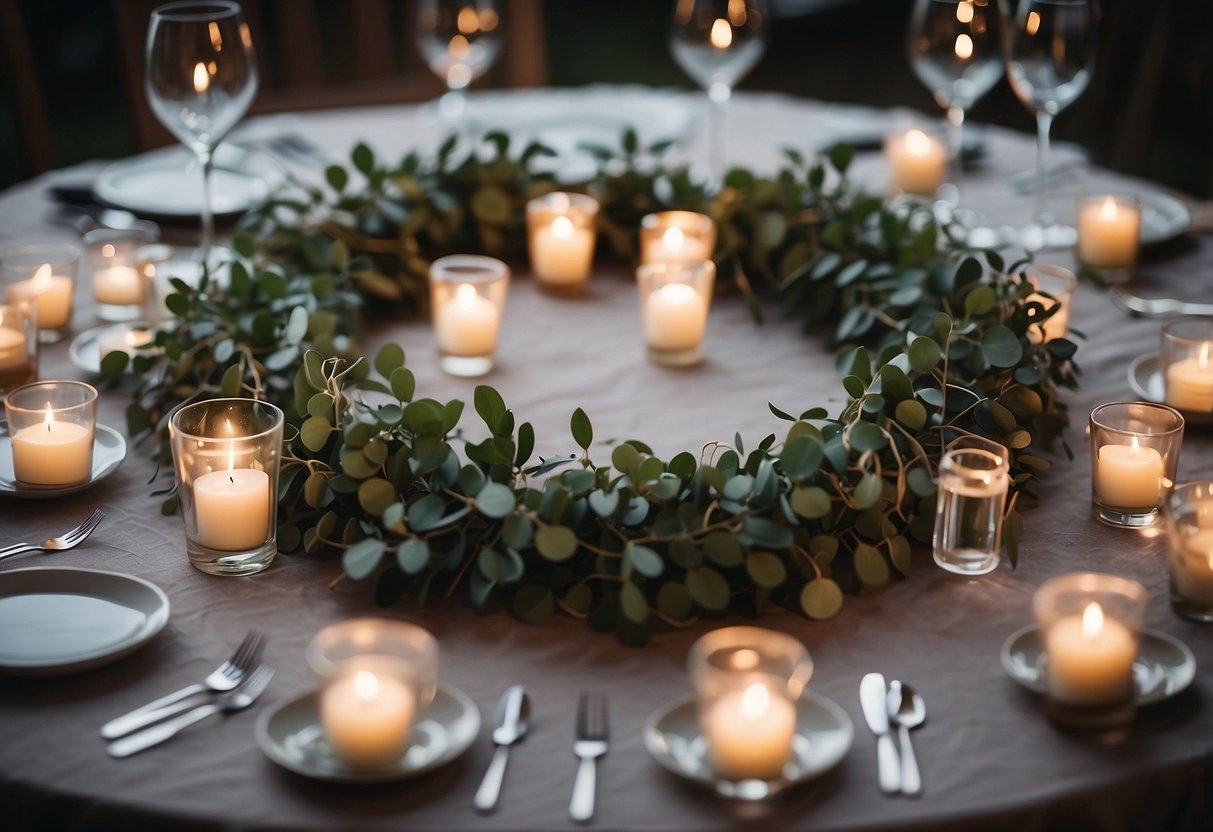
[415,0,503,128]
[1004,0,1095,250]
[908,0,1004,170]
[670,0,768,181]
[146,1,258,267]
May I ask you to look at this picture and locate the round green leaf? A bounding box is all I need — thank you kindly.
[791,485,832,519]
[854,543,890,588]
[800,578,844,619]
[980,325,1024,368]
[964,285,995,317]
[357,477,397,515]
[375,342,405,377]
[685,566,730,612]
[620,582,650,624]
[852,472,883,510]
[745,552,788,588]
[514,585,555,624]
[908,337,942,372]
[285,306,309,344]
[476,481,516,519]
[611,443,640,473]
[303,471,328,508]
[397,537,430,574]
[627,544,665,578]
[779,436,824,481]
[588,488,619,518]
[535,525,577,562]
[895,399,927,431]
[300,416,332,452]
[657,582,693,620]
[888,535,912,577]
[342,538,384,581]
[390,367,416,402]
[702,531,745,567]
[848,421,887,452]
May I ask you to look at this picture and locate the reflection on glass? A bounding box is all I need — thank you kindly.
[415,0,503,126]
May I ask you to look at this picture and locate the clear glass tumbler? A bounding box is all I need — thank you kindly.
[428,254,509,377]
[639,211,717,266]
[1160,316,1213,414]
[932,434,1010,575]
[525,192,599,295]
[85,227,158,322]
[0,301,38,393]
[4,380,97,489]
[169,397,283,576]
[1089,401,1183,528]
[637,260,716,367]
[1022,263,1077,344]
[1,242,80,343]
[1165,481,1213,623]
[1075,193,1141,283]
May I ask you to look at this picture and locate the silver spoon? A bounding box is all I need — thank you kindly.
[887,680,926,797]
[473,685,530,813]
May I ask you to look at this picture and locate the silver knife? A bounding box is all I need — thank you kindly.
[473,685,529,813]
[860,672,900,795]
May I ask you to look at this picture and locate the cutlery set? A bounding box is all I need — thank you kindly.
[860,672,926,797]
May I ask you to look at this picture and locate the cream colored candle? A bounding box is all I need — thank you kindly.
[1026,291,1070,342]
[435,284,499,357]
[320,667,415,767]
[1044,602,1138,704]
[92,266,145,306]
[0,325,28,370]
[644,283,708,352]
[702,682,797,780]
[11,405,94,486]
[531,215,594,286]
[193,461,271,551]
[1166,344,1213,412]
[8,265,73,330]
[1077,196,1141,269]
[1172,528,1213,607]
[640,221,714,266]
[886,129,947,196]
[1095,437,1164,508]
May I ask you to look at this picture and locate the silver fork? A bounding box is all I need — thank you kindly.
[0,509,105,560]
[569,692,609,824]
[107,665,274,757]
[1109,287,1213,318]
[100,631,267,739]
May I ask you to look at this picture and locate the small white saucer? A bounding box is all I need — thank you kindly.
[1127,353,1213,428]
[1001,626,1196,706]
[0,425,127,499]
[643,690,853,801]
[256,683,480,783]
[70,324,156,375]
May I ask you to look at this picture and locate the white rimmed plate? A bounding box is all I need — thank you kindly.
[0,567,169,676]
[1140,192,1192,247]
[0,424,127,498]
[256,683,480,783]
[1001,625,1196,706]
[1127,353,1213,428]
[643,689,853,801]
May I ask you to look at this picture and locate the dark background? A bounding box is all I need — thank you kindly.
[3,0,1212,196]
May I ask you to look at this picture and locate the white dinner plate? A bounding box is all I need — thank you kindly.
[1140,192,1192,247]
[0,424,127,498]
[94,145,284,219]
[70,324,158,375]
[1127,353,1213,428]
[643,690,853,801]
[256,683,480,783]
[1001,625,1196,706]
[0,567,169,676]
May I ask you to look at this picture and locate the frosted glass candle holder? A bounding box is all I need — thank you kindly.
[428,255,509,377]
[637,260,715,367]
[1023,264,1077,344]
[526,192,599,295]
[0,301,38,393]
[1160,316,1213,413]
[169,398,283,576]
[687,626,812,782]
[1076,193,1141,283]
[639,211,716,266]
[885,126,947,197]
[307,618,439,768]
[4,380,97,488]
[933,435,1010,576]
[1,242,80,343]
[85,228,157,322]
[1089,402,1183,528]
[1165,482,1213,623]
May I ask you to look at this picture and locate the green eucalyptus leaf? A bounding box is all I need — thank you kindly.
[745,552,787,588]
[343,538,384,580]
[535,525,577,562]
[801,578,844,619]
[854,543,890,587]
[685,566,730,612]
[476,481,516,519]
[397,537,430,574]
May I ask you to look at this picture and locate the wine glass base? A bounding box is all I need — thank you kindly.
[1015,222,1077,253]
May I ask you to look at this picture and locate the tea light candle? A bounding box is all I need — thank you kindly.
[644,282,708,352]
[1077,196,1141,269]
[11,404,94,486]
[1044,601,1137,704]
[886,128,947,196]
[319,666,415,767]
[435,284,500,357]
[1095,436,1165,508]
[639,212,715,266]
[702,681,797,780]
[192,445,271,551]
[531,215,595,286]
[8,264,73,330]
[1172,529,1213,608]
[0,325,28,370]
[1166,343,1213,412]
[92,265,145,306]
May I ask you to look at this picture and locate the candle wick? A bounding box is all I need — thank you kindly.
[229,475,235,485]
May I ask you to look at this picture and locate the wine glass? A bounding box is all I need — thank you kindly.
[670,0,768,180]
[908,0,1004,168]
[1005,0,1095,250]
[415,0,503,127]
[146,1,258,267]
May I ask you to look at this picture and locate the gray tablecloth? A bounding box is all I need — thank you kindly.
[2,88,1212,832]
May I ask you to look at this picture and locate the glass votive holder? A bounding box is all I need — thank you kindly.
[0,301,38,393]
[85,228,157,322]
[526,192,599,295]
[639,211,716,266]
[884,126,947,197]
[428,254,509,378]
[637,260,715,367]
[1089,402,1183,528]
[1164,482,1213,623]
[1076,193,1141,283]
[307,617,439,769]
[1032,572,1148,728]
[168,398,284,576]
[1160,316,1213,413]
[1,242,80,343]
[933,435,1010,576]
[1022,263,1077,344]
[687,626,812,782]
[4,380,97,489]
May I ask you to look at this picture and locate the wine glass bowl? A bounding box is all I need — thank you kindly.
[145,1,258,263]
[415,0,503,123]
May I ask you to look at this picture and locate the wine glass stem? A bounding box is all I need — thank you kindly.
[1034,110,1054,225]
[708,82,730,182]
[946,105,965,163]
[197,148,215,265]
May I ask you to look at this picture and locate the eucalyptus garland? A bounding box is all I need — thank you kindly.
[104,131,1079,643]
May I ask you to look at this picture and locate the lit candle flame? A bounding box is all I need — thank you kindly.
[32,264,52,289]
[740,682,770,719]
[956,0,974,23]
[662,226,685,253]
[353,670,380,701]
[1130,434,1141,455]
[1099,196,1118,222]
[455,284,479,305]
[551,215,574,240]
[710,17,733,49]
[732,648,759,670]
[1080,601,1104,637]
[193,61,210,94]
[42,403,54,432]
[906,128,933,156]
[1201,342,1210,367]
[954,33,974,60]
